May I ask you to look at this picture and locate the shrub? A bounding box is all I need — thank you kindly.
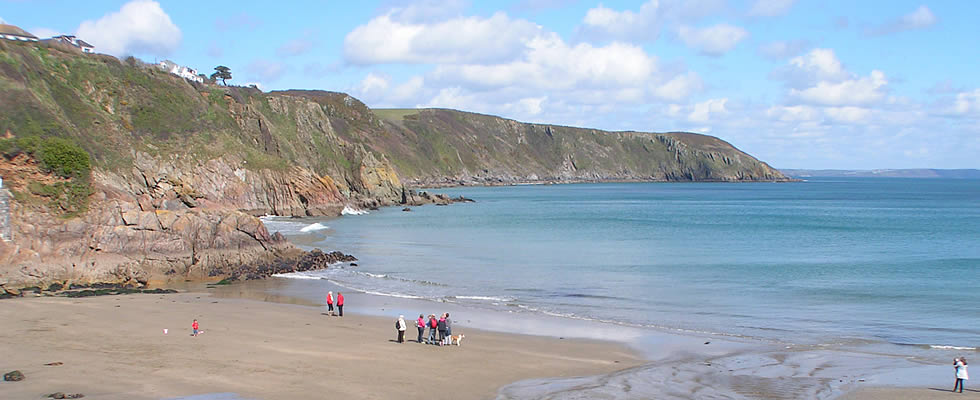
[37,137,91,179]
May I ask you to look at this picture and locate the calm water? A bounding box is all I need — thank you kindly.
[266,178,980,350]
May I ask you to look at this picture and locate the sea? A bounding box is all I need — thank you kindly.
[259,178,979,396]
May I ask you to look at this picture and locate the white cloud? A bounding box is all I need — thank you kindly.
[578,0,725,41]
[676,24,748,56]
[688,98,729,122]
[747,0,796,17]
[758,39,809,60]
[0,16,5,24]
[246,60,286,83]
[953,89,980,115]
[823,106,871,123]
[651,72,704,101]
[357,73,390,99]
[75,0,181,57]
[432,35,658,91]
[790,70,888,106]
[868,5,937,35]
[344,12,541,65]
[766,105,820,122]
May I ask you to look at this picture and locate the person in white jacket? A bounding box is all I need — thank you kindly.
[396,315,407,343]
[954,357,969,393]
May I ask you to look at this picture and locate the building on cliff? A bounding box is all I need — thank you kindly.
[0,24,39,42]
[47,35,95,53]
[158,60,204,83]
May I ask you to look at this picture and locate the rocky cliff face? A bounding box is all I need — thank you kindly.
[0,41,788,291]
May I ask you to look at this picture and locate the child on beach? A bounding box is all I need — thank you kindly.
[954,357,969,393]
[191,319,199,337]
[326,291,334,315]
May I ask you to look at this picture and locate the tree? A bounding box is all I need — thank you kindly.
[211,65,232,85]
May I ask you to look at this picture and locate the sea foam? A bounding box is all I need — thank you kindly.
[341,206,369,215]
[299,223,329,232]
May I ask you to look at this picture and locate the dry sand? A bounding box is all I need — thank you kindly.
[0,292,641,400]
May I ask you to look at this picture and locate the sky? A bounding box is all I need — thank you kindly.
[2,0,978,169]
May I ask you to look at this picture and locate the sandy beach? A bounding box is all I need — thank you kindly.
[0,292,641,400]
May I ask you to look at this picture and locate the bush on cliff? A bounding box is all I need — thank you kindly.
[0,136,93,217]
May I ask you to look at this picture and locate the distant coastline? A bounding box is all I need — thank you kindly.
[780,168,980,179]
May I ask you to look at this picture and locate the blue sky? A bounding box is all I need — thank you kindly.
[2,0,978,169]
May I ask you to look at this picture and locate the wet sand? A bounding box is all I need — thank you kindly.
[841,387,980,399]
[0,292,641,400]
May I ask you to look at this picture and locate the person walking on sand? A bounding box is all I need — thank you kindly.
[191,319,199,337]
[326,291,334,315]
[396,315,407,343]
[437,314,448,346]
[427,314,438,344]
[954,357,969,393]
[416,314,426,343]
[337,292,344,317]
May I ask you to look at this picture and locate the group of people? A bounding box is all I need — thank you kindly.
[394,313,456,346]
[325,291,344,317]
[954,357,969,393]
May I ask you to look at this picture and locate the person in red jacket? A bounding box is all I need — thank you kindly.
[416,314,426,343]
[192,319,199,336]
[336,292,344,317]
[326,291,334,316]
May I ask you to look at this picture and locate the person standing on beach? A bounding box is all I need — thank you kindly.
[396,315,407,343]
[437,314,448,346]
[337,292,344,317]
[416,314,426,343]
[428,314,438,344]
[326,291,334,315]
[954,357,969,393]
[191,319,199,337]
[444,313,452,340]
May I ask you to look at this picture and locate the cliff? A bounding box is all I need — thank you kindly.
[0,40,787,291]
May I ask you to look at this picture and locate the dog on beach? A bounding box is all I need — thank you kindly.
[449,334,465,346]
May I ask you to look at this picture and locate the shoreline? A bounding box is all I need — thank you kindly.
[0,291,643,400]
[212,275,964,399]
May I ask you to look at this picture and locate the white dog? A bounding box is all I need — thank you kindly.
[449,334,465,346]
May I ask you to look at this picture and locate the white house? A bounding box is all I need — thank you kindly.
[49,35,95,53]
[158,60,204,83]
[0,24,39,42]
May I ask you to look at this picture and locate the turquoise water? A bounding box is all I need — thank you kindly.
[268,178,980,350]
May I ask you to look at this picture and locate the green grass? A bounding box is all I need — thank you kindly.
[372,108,420,121]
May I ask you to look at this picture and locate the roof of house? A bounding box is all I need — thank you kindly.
[75,39,93,48]
[0,24,38,39]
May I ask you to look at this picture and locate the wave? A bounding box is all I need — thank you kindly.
[341,206,369,215]
[930,345,977,351]
[324,279,423,299]
[451,295,515,302]
[299,223,330,232]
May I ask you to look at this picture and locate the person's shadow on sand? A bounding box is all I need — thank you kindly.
[928,387,979,393]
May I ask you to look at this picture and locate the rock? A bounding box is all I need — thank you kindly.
[4,370,24,381]
[48,392,65,399]
[120,210,140,226]
[349,263,357,267]
[402,207,411,212]
[44,361,64,366]
[47,282,64,292]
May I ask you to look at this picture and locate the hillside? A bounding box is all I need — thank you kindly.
[0,40,787,290]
